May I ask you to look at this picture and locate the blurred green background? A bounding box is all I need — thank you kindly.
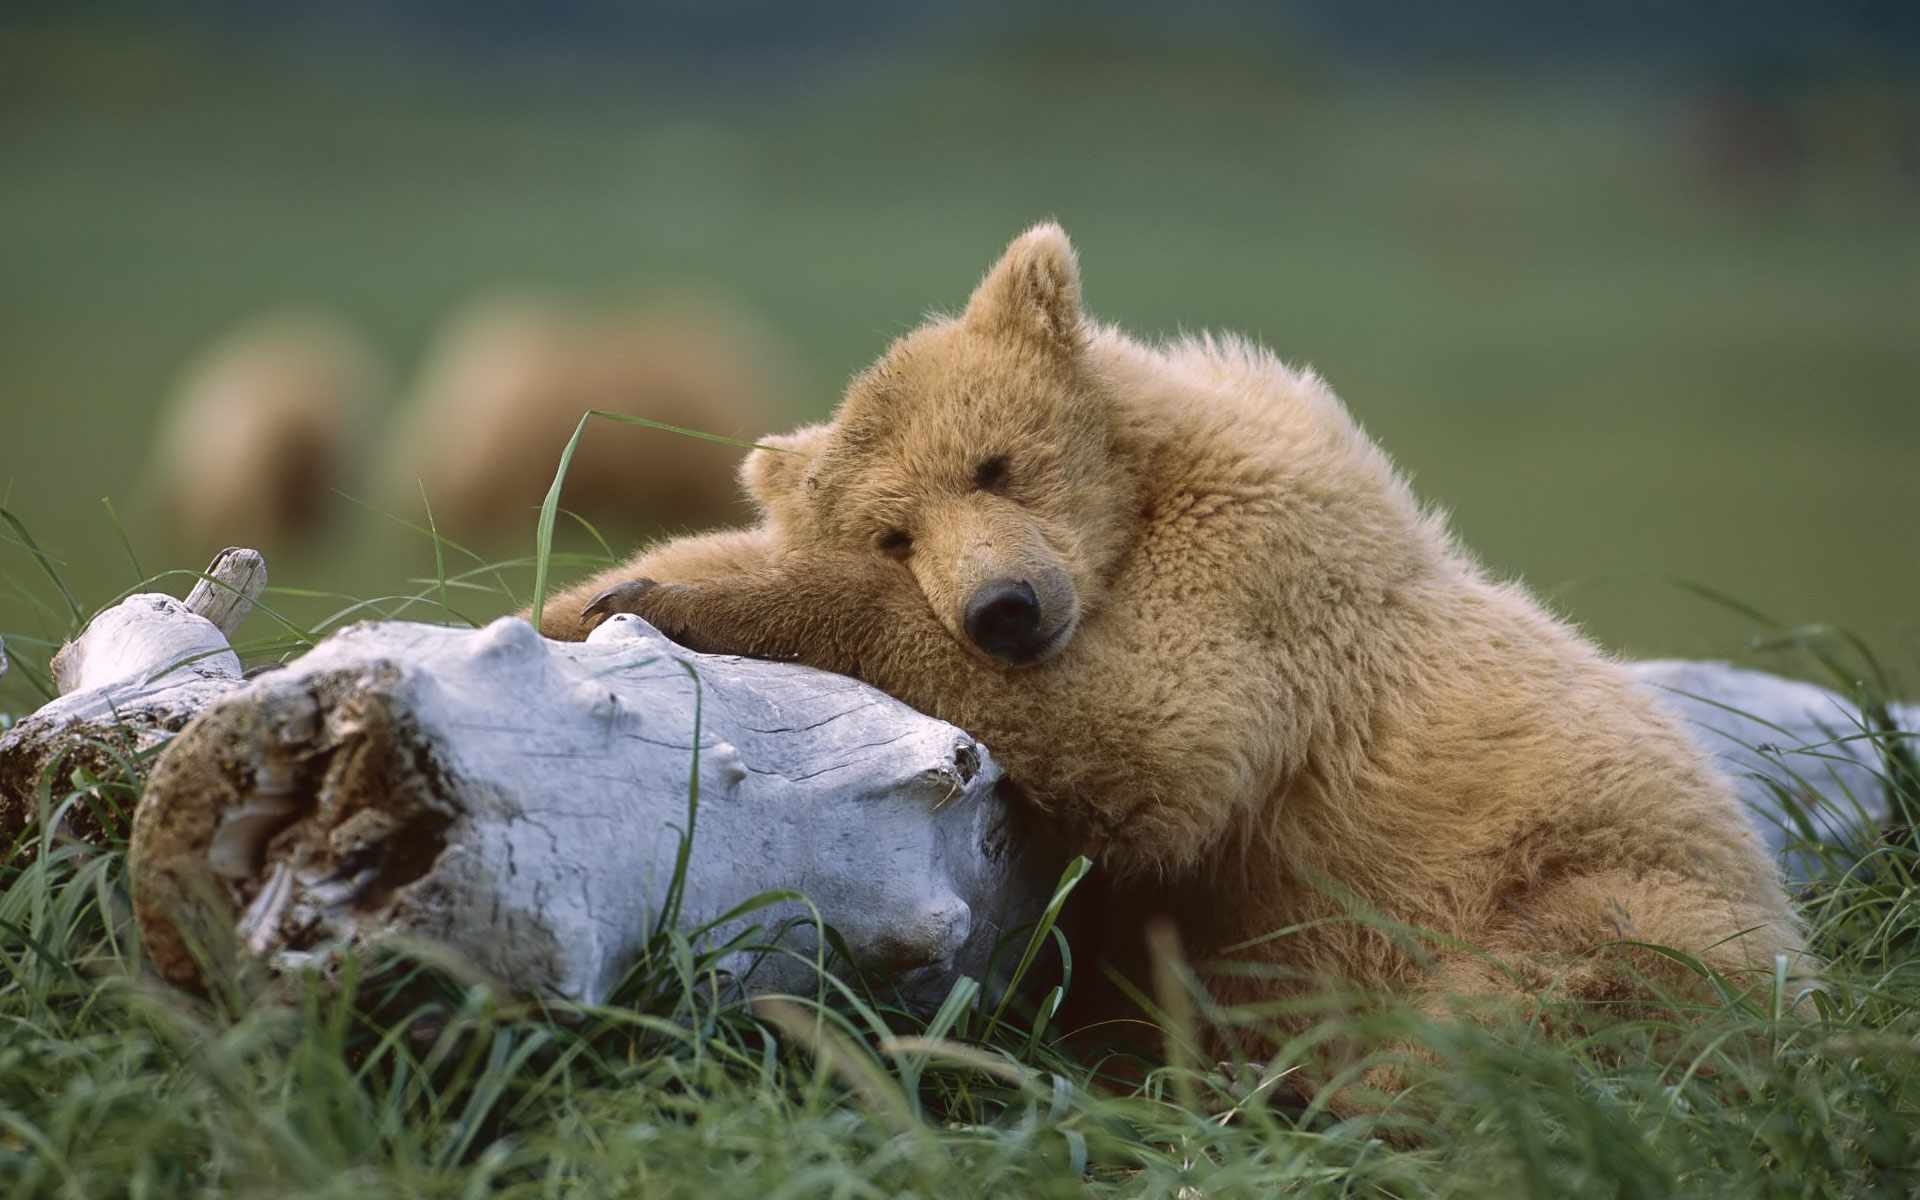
[2,1,1916,715]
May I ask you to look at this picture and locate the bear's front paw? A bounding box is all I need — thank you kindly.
[579,578,694,632]
[580,578,656,630]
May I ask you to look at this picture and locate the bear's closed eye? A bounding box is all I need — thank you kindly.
[877,529,914,560]
[973,454,1011,493]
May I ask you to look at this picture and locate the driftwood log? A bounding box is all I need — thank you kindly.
[3,549,1912,1008]
[1629,659,1915,881]
[127,612,1053,1006]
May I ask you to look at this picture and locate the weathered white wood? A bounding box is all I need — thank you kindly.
[1629,659,1918,879]
[183,546,270,638]
[40,547,265,699]
[132,613,1051,1007]
[48,594,242,697]
[1,551,266,844]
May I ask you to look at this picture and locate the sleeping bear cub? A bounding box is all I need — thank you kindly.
[542,223,1802,1067]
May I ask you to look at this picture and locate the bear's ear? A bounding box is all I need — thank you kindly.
[962,222,1084,355]
[741,423,830,507]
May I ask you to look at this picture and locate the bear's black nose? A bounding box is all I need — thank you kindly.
[964,579,1046,664]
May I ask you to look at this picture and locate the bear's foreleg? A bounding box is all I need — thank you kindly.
[536,529,777,642]
[563,549,941,683]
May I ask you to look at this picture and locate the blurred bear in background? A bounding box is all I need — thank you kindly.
[142,311,387,558]
[380,295,793,542]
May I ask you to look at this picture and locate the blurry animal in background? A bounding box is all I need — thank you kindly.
[381,296,792,541]
[142,312,386,557]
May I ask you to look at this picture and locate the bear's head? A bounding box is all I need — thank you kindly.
[742,224,1138,668]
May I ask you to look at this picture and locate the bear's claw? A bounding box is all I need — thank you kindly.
[580,579,660,630]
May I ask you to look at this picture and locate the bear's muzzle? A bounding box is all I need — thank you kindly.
[964,577,1072,665]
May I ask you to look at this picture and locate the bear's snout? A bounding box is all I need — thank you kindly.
[964,578,1061,665]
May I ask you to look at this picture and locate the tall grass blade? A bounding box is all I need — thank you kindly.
[0,506,83,626]
[982,856,1089,1043]
[578,409,802,455]
[98,497,143,583]
[529,414,590,632]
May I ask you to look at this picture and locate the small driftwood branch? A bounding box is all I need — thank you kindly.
[0,548,266,847]
[129,613,1053,1007]
[181,546,269,639]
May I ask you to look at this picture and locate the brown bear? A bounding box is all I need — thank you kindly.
[539,224,1802,1062]
[383,295,791,542]
[144,312,385,557]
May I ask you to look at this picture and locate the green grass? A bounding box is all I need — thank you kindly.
[3,520,1918,1197]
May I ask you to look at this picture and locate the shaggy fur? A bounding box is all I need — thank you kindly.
[541,224,1802,1052]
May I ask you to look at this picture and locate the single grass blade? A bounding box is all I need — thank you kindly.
[530,413,591,632]
[417,482,450,616]
[529,410,798,630]
[982,856,1090,1042]
[98,497,143,582]
[580,409,802,455]
[0,506,83,627]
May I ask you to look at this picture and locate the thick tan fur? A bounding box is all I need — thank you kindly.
[540,225,1802,1055]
